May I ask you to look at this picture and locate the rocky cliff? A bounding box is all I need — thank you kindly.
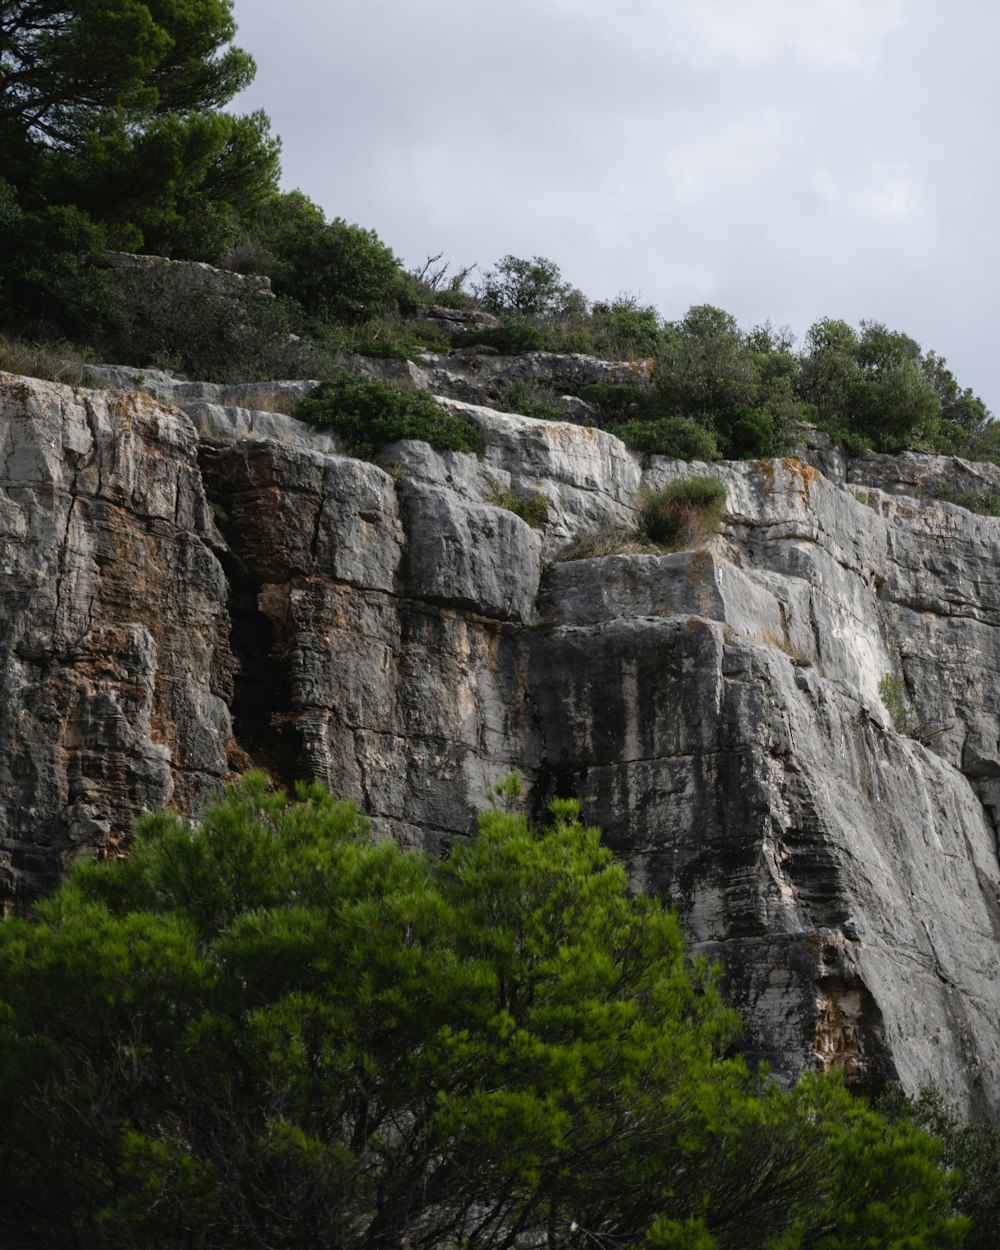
[3,355,1000,1119]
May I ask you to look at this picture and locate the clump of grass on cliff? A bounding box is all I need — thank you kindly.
[485,482,549,527]
[294,374,482,458]
[0,334,103,387]
[559,476,727,560]
[557,526,662,560]
[638,476,727,547]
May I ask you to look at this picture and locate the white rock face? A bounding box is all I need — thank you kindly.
[4,364,1000,1118]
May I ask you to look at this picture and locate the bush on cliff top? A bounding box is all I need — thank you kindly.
[295,373,482,457]
[0,773,966,1249]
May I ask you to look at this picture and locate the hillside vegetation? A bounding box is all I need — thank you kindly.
[0,0,993,463]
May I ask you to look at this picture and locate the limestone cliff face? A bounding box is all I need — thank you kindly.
[3,360,1000,1120]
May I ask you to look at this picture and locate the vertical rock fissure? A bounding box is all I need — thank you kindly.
[218,555,302,787]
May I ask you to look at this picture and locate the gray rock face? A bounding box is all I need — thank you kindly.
[4,365,1000,1121]
[0,373,233,900]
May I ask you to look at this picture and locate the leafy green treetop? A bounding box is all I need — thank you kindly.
[476,253,584,321]
[0,0,280,256]
[0,773,967,1249]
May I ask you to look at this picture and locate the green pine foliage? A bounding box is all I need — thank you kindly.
[0,0,279,258]
[0,774,969,1249]
[878,1085,1000,1250]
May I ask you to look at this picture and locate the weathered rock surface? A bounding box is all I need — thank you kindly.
[4,361,1000,1122]
[0,373,233,898]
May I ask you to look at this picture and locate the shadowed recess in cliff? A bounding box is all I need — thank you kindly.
[814,973,895,1101]
[215,552,302,787]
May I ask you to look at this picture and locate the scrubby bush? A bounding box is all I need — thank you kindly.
[464,319,549,354]
[799,319,946,454]
[93,261,312,381]
[638,476,727,547]
[930,490,1000,516]
[590,296,664,358]
[723,407,780,458]
[0,333,103,386]
[619,416,720,461]
[0,182,112,339]
[294,374,481,457]
[476,254,579,320]
[576,381,654,422]
[492,379,565,421]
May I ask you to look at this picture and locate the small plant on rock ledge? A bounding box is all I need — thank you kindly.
[485,482,549,527]
[878,673,948,745]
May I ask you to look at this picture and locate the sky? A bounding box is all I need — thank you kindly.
[231,0,1000,411]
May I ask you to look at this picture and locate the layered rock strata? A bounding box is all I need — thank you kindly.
[2,364,1000,1121]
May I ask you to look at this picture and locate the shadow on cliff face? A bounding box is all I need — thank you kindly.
[813,972,896,1101]
[219,553,303,787]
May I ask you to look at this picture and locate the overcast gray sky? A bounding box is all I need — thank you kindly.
[232,0,1000,411]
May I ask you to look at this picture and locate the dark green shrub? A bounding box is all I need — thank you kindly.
[618,417,719,462]
[590,299,663,358]
[476,254,576,319]
[493,380,564,422]
[719,407,779,458]
[229,191,404,325]
[465,320,548,354]
[638,476,727,547]
[294,375,481,458]
[0,183,113,338]
[93,262,307,381]
[576,382,654,421]
[930,490,1000,517]
[654,305,760,418]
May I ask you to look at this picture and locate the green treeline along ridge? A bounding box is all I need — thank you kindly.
[0,771,991,1250]
[0,2,996,467]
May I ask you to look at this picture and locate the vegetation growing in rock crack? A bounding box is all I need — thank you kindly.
[485,482,550,527]
[0,773,970,1249]
[878,673,948,745]
[638,475,728,547]
[294,374,482,458]
[556,476,728,560]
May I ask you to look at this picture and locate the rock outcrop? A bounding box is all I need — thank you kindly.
[3,360,1000,1121]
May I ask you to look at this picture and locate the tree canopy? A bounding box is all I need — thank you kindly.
[0,773,968,1249]
[0,0,280,255]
